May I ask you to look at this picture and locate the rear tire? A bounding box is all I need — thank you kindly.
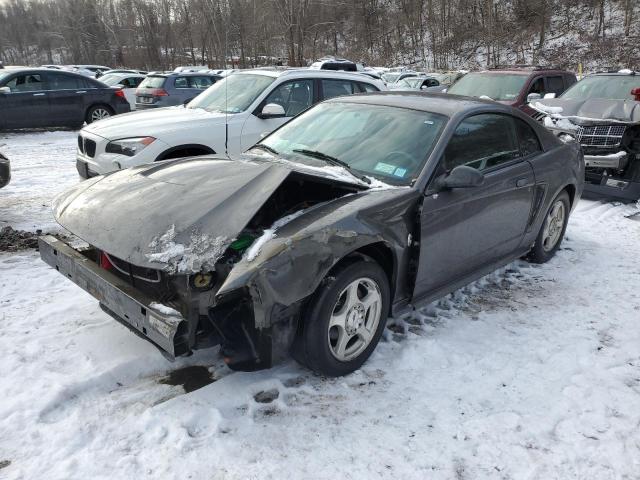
[294,259,390,377]
[527,190,570,264]
[86,105,113,124]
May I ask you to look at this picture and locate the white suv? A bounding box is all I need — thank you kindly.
[76,69,386,178]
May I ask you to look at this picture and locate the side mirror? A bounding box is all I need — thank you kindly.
[420,85,427,90]
[543,92,556,99]
[442,88,448,93]
[527,92,542,103]
[434,165,485,191]
[0,86,10,94]
[259,103,286,119]
[631,87,640,101]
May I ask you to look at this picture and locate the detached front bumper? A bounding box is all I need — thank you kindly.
[38,235,187,358]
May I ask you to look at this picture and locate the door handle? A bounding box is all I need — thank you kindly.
[75,90,86,94]
[33,93,46,96]
[516,178,528,187]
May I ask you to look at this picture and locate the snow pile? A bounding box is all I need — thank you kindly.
[246,210,306,262]
[533,101,564,115]
[147,225,229,273]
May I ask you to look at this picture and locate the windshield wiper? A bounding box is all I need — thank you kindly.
[251,144,279,156]
[292,149,371,185]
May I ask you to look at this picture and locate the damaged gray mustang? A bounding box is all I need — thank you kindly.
[40,93,584,377]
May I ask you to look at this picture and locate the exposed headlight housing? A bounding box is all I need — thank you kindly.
[105,137,155,157]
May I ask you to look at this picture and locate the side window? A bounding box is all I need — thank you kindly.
[515,118,542,156]
[546,76,565,96]
[443,114,520,172]
[528,77,545,95]
[48,73,83,89]
[174,76,189,88]
[321,79,356,100]
[130,77,143,88]
[263,79,313,117]
[358,82,379,93]
[5,74,45,92]
[189,76,214,89]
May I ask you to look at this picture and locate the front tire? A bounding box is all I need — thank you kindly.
[527,190,570,263]
[86,105,113,124]
[294,259,390,377]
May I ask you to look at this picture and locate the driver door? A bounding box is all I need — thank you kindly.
[413,113,535,300]
[240,79,315,151]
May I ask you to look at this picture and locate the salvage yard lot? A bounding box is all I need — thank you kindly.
[1,131,640,479]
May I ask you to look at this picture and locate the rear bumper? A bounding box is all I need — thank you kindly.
[38,235,187,358]
[114,102,131,115]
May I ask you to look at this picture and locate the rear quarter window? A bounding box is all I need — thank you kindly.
[358,82,379,93]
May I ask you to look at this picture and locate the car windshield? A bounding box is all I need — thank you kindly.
[187,74,275,113]
[398,78,422,88]
[382,73,401,83]
[448,72,528,101]
[99,74,126,86]
[138,76,166,89]
[257,102,447,185]
[425,73,447,82]
[0,72,11,84]
[561,75,640,100]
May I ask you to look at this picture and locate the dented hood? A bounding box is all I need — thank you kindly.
[54,156,365,273]
[536,98,640,124]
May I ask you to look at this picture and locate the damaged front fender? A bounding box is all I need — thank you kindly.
[217,188,420,329]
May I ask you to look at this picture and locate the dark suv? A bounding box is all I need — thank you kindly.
[447,66,576,116]
[135,72,222,109]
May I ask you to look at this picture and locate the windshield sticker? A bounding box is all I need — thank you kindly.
[374,162,397,174]
[393,167,407,178]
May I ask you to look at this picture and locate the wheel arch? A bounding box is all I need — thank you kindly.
[85,103,114,122]
[325,240,398,304]
[156,144,216,161]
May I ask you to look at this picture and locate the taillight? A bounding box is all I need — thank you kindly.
[100,252,113,270]
[149,88,169,97]
[114,89,126,99]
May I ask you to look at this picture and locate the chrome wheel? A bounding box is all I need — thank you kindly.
[542,200,566,252]
[328,277,382,362]
[91,108,111,122]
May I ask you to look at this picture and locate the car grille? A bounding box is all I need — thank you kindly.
[104,253,161,283]
[530,111,546,122]
[77,135,97,158]
[576,124,626,149]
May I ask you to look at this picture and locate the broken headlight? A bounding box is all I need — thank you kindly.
[106,137,155,156]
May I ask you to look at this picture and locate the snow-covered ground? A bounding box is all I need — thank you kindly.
[1,131,640,479]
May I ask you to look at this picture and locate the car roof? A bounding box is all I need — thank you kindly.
[233,68,381,83]
[325,91,506,116]
[589,71,639,76]
[472,68,572,76]
[0,67,89,76]
[148,71,220,77]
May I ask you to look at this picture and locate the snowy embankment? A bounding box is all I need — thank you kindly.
[1,131,639,479]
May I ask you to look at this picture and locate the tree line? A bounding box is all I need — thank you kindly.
[0,0,637,71]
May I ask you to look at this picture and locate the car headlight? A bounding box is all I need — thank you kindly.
[105,137,155,157]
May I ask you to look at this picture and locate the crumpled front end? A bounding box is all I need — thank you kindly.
[43,156,378,370]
